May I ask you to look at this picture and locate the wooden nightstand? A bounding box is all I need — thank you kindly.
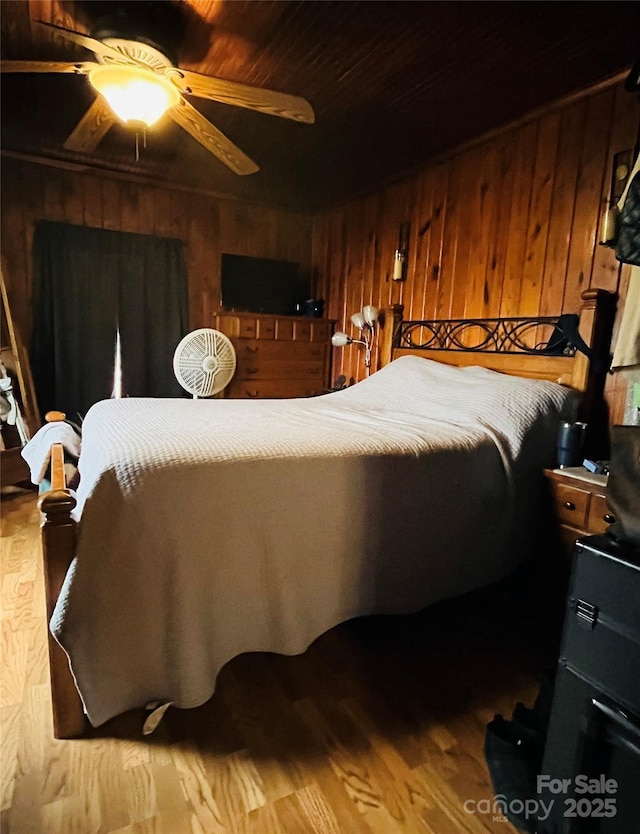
[544,468,615,557]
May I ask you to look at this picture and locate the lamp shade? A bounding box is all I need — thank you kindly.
[350,311,366,330]
[362,305,379,326]
[89,65,180,127]
[331,332,351,347]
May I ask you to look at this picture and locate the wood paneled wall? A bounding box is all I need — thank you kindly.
[1,158,314,353]
[313,81,639,421]
[2,78,638,423]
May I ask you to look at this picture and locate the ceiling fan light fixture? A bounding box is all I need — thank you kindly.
[89,64,180,127]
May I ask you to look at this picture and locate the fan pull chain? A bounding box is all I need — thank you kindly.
[132,128,148,162]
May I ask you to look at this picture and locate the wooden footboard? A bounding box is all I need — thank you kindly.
[39,441,87,738]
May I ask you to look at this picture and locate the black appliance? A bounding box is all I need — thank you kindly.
[540,535,640,834]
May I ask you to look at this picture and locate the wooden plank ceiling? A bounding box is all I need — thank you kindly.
[1,0,639,209]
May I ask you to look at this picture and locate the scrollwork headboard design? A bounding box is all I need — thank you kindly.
[396,313,592,359]
[379,289,616,458]
[380,289,615,392]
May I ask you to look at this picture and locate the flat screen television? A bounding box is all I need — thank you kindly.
[220,254,310,315]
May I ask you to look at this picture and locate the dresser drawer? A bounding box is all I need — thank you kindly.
[256,318,276,339]
[235,357,326,381]
[552,482,590,529]
[275,318,294,340]
[587,493,615,534]
[229,379,325,399]
[293,320,311,341]
[232,339,326,362]
[215,314,258,339]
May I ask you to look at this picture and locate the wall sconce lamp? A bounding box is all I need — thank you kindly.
[393,221,410,281]
[599,149,633,248]
[393,249,406,281]
[331,304,379,375]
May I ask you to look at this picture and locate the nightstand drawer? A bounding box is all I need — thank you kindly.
[587,493,615,534]
[552,483,590,528]
[559,524,582,556]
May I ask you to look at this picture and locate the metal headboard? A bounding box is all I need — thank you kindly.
[396,313,590,358]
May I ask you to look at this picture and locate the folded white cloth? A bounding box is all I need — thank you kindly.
[21,422,82,485]
[0,376,29,445]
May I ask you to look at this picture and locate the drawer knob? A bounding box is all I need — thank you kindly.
[246,367,258,375]
[246,390,259,398]
[246,346,258,354]
[603,513,616,524]
[563,501,576,511]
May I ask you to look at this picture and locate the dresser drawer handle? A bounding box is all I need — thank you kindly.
[246,390,259,398]
[563,501,576,511]
[245,346,258,354]
[603,513,616,524]
[246,367,258,375]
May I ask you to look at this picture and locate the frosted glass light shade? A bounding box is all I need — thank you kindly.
[350,311,366,330]
[362,305,379,326]
[89,65,180,127]
[331,331,351,347]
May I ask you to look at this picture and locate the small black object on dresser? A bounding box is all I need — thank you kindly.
[539,535,640,834]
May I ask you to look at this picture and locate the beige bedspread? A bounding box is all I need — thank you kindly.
[51,356,576,726]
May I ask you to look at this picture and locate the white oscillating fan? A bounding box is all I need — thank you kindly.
[173,328,237,398]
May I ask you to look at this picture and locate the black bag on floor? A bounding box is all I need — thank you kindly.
[484,672,555,833]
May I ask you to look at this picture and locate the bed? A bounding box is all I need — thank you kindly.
[38,289,615,738]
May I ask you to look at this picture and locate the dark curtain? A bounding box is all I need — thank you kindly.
[117,233,189,400]
[32,221,188,420]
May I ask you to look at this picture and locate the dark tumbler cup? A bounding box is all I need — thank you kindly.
[557,421,587,468]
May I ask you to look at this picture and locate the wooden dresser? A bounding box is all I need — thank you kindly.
[212,310,334,399]
[544,468,615,558]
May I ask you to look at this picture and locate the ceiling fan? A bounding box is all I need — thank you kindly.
[0,15,315,175]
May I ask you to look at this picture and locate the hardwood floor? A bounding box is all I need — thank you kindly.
[1,489,560,834]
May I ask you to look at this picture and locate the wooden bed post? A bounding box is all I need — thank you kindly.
[571,289,616,391]
[38,445,87,738]
[573,288,617,460]
[379,304,404,368]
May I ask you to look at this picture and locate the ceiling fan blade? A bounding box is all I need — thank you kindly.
[169,69,315,124]
[34,20,139,65]
[170,99,259,176]
[63,97,117,153]
[1,60,95,74]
